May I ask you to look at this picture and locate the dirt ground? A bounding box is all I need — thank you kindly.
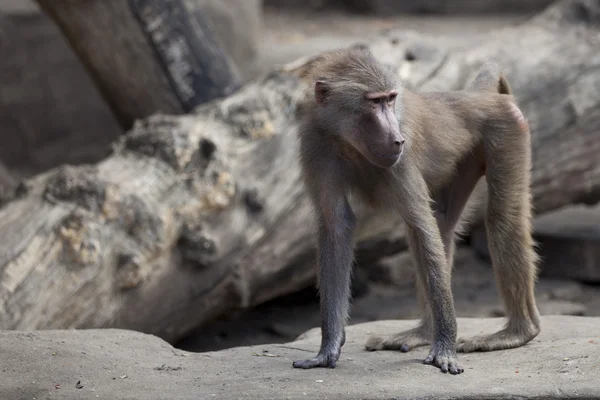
[3,316,599,399]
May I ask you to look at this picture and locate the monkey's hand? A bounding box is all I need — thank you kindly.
[292,348,340,369]
[423,341,464,375]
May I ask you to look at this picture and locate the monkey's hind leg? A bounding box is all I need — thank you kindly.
[365,275,432,352]
[457,109,541,353]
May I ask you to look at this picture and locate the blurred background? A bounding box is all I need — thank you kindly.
[0,0,598,354]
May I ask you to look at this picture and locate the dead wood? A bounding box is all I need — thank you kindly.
[34,0,242,128]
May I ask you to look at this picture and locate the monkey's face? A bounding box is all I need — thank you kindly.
[352,90,405,168]
[314,81,405,169]
[331,90,404,169]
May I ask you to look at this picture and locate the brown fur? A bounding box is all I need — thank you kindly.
[292,47,540,375]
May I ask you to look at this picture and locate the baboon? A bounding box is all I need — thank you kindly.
[292,46,541,375]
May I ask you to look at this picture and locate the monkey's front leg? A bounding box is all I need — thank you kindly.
[292,200,356,369]
[396,169,464,375]
[405,224,464,375]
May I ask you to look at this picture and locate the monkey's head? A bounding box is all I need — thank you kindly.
[307,47,405,168]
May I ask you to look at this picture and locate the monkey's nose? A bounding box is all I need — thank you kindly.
[394,139,405,147]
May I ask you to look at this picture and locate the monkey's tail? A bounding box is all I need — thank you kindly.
[497,73,512,95]
[467,62,512,95]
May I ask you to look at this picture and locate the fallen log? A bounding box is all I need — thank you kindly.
[0,0,599,343]
[0,161,19,204]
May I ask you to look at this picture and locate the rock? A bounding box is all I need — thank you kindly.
[536,279,585,303]
[2,316,599,399]
[534,204,600,283]
[471,204,600,283]
[537,300,586,316]
[362,251,415,288]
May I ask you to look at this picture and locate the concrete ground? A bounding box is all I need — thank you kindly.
[2,316,599,399]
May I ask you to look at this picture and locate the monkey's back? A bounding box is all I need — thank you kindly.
[401,90,513,191]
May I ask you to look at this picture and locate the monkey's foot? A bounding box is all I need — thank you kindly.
[424,342,464,375]
[293,350,340,369]
[365,325,431,352]
[456,324,540,352]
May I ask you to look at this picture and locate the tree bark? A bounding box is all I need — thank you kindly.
[1,0,599,343]
[0,160,19,203]
[264,0,555,15]
[0,11,122,175]
[34,0,242,128]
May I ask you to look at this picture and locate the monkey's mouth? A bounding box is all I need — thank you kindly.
[370,150,402,168]
[373,151,402,160]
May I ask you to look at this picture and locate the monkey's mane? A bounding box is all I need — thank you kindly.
[300,46,398,94]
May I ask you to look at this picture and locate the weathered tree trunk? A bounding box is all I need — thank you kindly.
[0,10,122,175]
[1,0,599,343]
[0,161,19,203]
[34,0,242,128]
[264,0,555,15]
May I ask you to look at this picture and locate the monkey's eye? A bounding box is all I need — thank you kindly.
[370,98,383,105]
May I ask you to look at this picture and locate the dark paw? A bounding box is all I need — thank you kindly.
[293,351,339,369]
[424,342,464,375]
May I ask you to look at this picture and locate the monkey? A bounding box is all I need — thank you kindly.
[291,46,541,375]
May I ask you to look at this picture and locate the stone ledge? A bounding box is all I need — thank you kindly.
[1,316,599,399]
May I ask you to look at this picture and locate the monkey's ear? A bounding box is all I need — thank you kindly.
[315,81,329,105]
